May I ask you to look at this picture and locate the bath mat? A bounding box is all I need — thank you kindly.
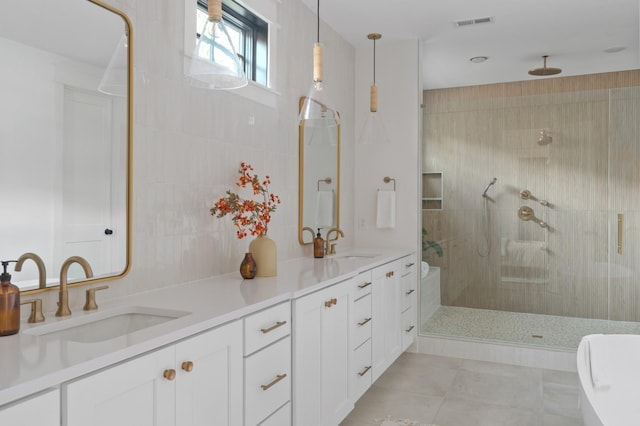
[374,416,439,426]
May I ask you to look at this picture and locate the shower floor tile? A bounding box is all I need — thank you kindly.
[421,306,640,349]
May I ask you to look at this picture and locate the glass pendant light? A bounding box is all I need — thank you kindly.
[98,32,128,97]
[186,0,248,90]
[358,33,390,145]
[298,0,340,128]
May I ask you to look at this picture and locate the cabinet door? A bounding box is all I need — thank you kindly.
[293,279,353,426]
[0,389,59,426]
[65,346,175,426]
[371,261,401,382]
[175,320,243,426]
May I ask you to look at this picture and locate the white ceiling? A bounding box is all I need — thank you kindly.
[300,0,640,89]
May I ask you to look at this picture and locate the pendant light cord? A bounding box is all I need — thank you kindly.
[316,0,320,43]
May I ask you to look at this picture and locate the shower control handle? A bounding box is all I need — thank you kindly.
[519,189,549,207]
[518,206,548,229]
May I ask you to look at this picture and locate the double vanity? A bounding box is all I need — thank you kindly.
[0,249,416,426]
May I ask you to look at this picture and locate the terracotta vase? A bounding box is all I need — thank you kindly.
[239,252,257,279]
[248,234,277,277]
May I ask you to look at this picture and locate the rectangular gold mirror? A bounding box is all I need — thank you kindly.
[0,0,132,292]
[298,96,340,244]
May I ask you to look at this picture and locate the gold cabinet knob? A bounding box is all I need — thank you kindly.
[324,298,337,308]
[181,361,194,372]
[163,369,176,381]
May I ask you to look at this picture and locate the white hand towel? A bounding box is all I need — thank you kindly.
[316,190,334,228]
[376,190,396,229]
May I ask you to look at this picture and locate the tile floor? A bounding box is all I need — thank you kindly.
[340,352,584,426]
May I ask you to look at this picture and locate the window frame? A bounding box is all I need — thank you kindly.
[196,0,268,86]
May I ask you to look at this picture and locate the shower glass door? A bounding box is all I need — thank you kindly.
[420,74,640,349]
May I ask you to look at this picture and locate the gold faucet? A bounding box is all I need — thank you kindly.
[325,227,344,255]
[57,256,93,317]
[14,252,47,289]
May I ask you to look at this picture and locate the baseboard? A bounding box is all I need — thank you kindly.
[412,333,577,372]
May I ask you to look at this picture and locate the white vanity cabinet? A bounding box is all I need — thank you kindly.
[371,260,402,381]
[0,388,60,426]
[64,320,243,426]
[243,302,291,426]
[293,277,353,426]
[400,254,417,351]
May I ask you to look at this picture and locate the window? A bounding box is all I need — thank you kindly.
[196,0,268,86]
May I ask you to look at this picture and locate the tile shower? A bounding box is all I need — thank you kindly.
[421,70,640,349]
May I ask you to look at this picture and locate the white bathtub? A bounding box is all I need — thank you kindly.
[577,334,640,426]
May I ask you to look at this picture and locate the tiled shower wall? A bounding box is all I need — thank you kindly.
[422,70,640,321]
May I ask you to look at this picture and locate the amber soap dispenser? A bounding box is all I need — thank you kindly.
[0,260,20,336]
[314,229,325,258]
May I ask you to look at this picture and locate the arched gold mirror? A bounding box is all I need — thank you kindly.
[0,0,132,293]
[298,96,341,244]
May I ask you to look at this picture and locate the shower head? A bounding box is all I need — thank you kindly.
[538,130,552,145]
[528,55,561,76]
[482,177,497,197]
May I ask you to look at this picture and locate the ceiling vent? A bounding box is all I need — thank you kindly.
[455,16,493,27]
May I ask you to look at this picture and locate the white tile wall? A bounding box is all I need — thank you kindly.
[36,0,356,311]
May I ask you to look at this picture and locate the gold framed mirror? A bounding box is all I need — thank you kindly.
[298,96,341,244]
[0,0,133,293]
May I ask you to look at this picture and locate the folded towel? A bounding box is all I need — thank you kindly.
[585,334,611,391]
[501,238,546,267]
[376,190,396,229]
[421,261,430,278]
[316,190,334,228]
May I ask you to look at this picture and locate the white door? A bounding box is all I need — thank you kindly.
[293,280,352,426]
[371,261,401,381]
[175,321,243,426]
[0,389,59,426]
[60,87,113,279]
[65,346,176,426]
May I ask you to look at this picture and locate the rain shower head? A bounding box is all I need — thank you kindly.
[528,55,561,76]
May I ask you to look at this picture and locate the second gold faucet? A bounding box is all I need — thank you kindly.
[57,256,94,317]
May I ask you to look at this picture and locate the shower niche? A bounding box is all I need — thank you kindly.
[421,172,443,210]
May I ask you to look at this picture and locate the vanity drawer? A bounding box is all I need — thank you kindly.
[352,293,372,349]
[401,277,417,312]
[401,306,417,351]
[353,270,373,299]
[351,339,372,402]
[401,254,417,277]
[245,336,291,426]
[260,401,291,426]
[244,302,291,355]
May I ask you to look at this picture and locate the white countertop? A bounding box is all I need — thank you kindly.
[0,248,413,406]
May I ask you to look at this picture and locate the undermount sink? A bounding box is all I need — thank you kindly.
[24,306,190,343]
[333,254,379,260]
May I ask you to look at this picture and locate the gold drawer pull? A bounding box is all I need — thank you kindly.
[261,320,287,334]
[324,298,337,308]
[181,361,194,372]
[357,366,372,377]
[405,289,415,295]
[163,369,176,381]
[385,271,395,278]
[358,317,372,326]
[405,262,415,268]
[405,325,415,333]
[358,281,372,289]
[261,373,287,391]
